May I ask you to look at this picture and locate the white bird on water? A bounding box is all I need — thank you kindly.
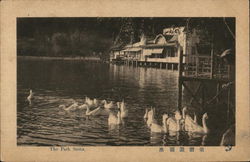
[150,114,169,133]
[189,113,209,134]
[146,107,156,127]
[120,100,128,118]
[27,89,33,105]
[85,97,96,107]
[108,111,122,125]
[59,102,79,112]
[166,110,182,133]
[104,100,114,109]
[182,107,198,131]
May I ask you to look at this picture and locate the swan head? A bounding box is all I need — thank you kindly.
[203,113,208,119]
[175,110,182,120]
[180,118,185,125]
[29,89,33,94]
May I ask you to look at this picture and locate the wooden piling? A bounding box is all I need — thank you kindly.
[177,50,184,111]
[216,83,220,103]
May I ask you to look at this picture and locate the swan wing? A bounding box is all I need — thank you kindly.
[184,115,197,131]
[190,124,204,133]
[121,109,128,118]
[104,102,113,109]
[108,113,117,125]
[150,123,163,133]
[185,116,205,133]
[167,118,177,131]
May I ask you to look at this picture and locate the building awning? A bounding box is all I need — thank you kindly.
[122,47,141,52]
[151,48,163,54]
[143,48,164,56]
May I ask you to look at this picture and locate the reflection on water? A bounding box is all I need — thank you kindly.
[17,59,220,146]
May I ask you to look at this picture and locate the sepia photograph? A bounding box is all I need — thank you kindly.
[1,0,249,161]
[17,17,235,146]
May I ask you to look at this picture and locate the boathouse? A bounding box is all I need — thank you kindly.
[110,26,202,69]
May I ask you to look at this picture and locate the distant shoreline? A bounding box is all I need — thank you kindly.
[17,56,103,61]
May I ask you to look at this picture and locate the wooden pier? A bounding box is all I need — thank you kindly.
[111,59,178,70]
[177,51,235,124]
[111,51,235,125]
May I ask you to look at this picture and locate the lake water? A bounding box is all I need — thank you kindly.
[17,58,225,146]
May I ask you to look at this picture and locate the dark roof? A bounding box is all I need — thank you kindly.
[141,43,177,48]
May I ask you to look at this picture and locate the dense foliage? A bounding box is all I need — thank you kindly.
[17,18,235,59]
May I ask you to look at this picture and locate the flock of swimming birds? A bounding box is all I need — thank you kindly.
[26,89,209,135]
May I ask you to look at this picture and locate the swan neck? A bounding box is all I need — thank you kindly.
[194,114,197,123]
[202,116,208,133]
[163,119,168,132]
[117,113,121,123]
[182,109,185,119]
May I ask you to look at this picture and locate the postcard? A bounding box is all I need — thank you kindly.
[1,0,249,161]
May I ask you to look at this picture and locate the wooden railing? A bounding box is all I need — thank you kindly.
[183,55,230,80]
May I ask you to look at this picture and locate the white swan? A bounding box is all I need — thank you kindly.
[120,100,128,118]
[182,107,198,131]
[27,89,33,104]
[85,97,92,105]
[166,110,182,132]
[86,106,102,116]
[104,100,114,109]
[85,96,90,104]
[150,114,169,133]
[117,102,121,109]
[186,113,209,134]
[59,102,78,112]
[100,99,106,104]
[146,107,155,127]
[108,111,122,125]
[93,98,98,105]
